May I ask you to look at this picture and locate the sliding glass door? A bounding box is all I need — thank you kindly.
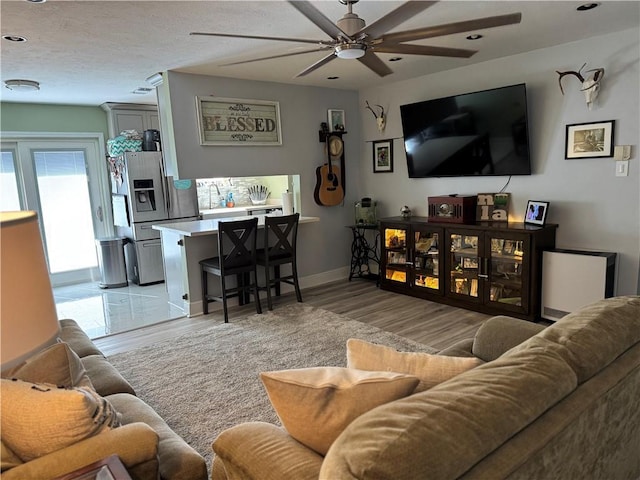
[0,137,111,286]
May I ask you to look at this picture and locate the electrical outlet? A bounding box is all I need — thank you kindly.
[616,160,629,177]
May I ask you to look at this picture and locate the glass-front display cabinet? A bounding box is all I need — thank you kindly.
[448,232,481,301]
[382,224,408,286]
[413,227,441,294]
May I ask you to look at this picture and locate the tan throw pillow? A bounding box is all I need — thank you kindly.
[1,342,93,390]
[347,338,483,392]
[260,366,419,455]
[0,379,121,461]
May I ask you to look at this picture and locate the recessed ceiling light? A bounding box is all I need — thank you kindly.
[132,87,154,94]
[5,79,40,92]
[577,3,599,11]
[466,34,483,40]
[25,0,47,3]
[2,35,27,43]
[389,57,403,62]
[327,76,339,80]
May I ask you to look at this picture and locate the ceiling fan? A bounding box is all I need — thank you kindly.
[190,0,522,78]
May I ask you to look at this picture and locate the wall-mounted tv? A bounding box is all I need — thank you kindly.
[400,83,531,178]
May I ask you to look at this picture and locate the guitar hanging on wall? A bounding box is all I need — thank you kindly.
[314,134,345,206]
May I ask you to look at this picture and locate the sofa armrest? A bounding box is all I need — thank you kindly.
[2,423,159,480]
[213,422,323,480]
[438,338,475,357]
[471,315,546,362]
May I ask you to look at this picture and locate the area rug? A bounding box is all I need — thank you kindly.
[108,303,437,470]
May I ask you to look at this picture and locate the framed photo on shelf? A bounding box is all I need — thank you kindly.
[524,200,549,226]
[327,109,346,132]
[565,120,615,159]
[373,139,394,173]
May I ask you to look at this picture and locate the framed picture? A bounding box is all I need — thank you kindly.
[327,109,346,132]
[524,200,549,226]
[373,139,394,173]
[196,96,282,146]
[565,120,615,159]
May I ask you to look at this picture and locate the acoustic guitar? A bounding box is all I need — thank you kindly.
[314,135,345,206]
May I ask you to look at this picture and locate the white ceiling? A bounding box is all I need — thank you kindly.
[1,0,638,107]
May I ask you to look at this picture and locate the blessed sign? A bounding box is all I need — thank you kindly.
[196,96,282,146]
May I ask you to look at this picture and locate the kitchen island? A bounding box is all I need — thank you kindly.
[153,215,319,316]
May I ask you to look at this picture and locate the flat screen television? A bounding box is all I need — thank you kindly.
[400,83,531,178]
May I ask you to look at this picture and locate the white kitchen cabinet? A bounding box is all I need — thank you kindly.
[101,102,159,138]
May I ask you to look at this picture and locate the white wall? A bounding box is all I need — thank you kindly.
[359,29,639,295]
[160,71,363,279]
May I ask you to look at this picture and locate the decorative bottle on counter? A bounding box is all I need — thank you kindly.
[226,192,235,208]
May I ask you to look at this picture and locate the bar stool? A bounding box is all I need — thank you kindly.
[257,213,302,310]
[200,218,262,323]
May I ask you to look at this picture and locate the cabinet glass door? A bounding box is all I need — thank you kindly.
[384,227,408,284]
[449,233,480,299]
[414,230,439,291]
[488,236,526,309]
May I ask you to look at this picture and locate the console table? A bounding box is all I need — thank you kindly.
[346,224,380,284]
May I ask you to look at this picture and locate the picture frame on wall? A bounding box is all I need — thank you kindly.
[196,96,282,146]
[565,120,615,159]
[524,200,549,226]
[373,139,394,173]
[327,109,346,132]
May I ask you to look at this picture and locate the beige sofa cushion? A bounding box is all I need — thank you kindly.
[321,344,577,480]
[347,338,483,392]
[471,315,546,361]
[0,379,121,462]
[81,355,136,396]
[531,296,640,383]
[1,342,93,390]
[108,393,208,480]
[58,319,103,357]
[260,367,419,455]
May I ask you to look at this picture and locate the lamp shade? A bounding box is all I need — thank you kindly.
[1,211,60,371]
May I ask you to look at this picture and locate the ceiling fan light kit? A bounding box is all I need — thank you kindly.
[192,0,522,78]
[4,79,40,92]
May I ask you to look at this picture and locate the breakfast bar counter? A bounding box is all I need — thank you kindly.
[153,215,319,316]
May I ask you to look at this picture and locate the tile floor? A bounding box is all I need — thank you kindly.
[53,281,184,339]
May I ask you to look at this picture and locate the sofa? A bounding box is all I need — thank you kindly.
[211,295,640,480]
[1,318,208,480]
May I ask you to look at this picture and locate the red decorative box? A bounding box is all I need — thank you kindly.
[428,195,477,224]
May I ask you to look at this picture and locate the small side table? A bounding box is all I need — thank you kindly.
[346,224,380,284]
[53,455,132,480]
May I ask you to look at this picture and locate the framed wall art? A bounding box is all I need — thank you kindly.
[524,200,549,226]
[565,120,614,159]
[196,96,282,146]
[327,109,346,132]
[373,139,394,173]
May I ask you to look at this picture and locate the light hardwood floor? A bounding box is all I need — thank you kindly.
[94,279,493,356]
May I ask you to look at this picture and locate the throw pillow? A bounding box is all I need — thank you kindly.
[260,366,419,455]
[1,341,93,390]
[347,338,483,392]
[0,378,121,461]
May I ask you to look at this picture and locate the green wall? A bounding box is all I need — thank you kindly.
[0,103,109,139]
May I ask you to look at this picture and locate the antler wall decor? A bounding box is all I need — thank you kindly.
[556,63,605,110]
[365,101,386,133]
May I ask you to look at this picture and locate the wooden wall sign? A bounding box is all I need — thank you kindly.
[477,193,510,222]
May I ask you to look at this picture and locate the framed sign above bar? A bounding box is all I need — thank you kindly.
[196,96,282,146]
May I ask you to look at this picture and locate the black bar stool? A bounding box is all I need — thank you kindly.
[257,213,302,310]
[200,218,262,322]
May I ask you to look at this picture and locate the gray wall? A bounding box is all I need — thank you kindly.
[358,28,639,295]
[161,71,362,279]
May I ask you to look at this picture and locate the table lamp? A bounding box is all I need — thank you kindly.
[1,211,60,372]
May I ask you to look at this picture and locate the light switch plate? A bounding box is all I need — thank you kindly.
[616,160,629,177]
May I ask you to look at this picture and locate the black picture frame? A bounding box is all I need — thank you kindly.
[524,200,549,226]
[373,139,393,173]
[565,120,615,159]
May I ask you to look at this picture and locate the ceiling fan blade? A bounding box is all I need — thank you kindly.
[374,44,476,59]
[220,47,333,67]
[357,51,393,77]
[287,0,351,40]
[360,1,438,39]
[378,13,522,44]
[296,52,337,77]
[190,31,331,46]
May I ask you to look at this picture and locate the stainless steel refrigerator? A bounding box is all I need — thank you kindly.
[111,151,199,285]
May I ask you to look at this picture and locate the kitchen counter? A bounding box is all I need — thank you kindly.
[153,214,318,237]
[199,203,282,219]
[152,214,319,316]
